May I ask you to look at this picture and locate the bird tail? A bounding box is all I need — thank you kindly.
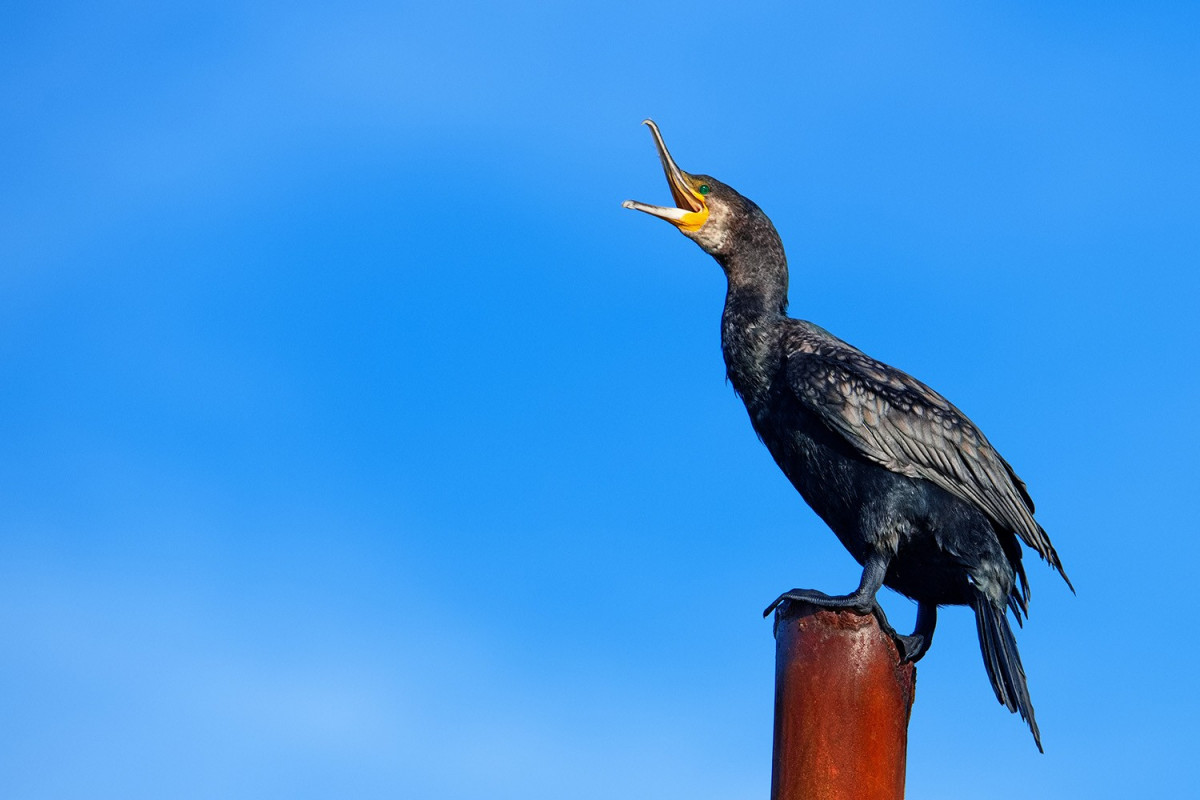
[972,591,1042,752]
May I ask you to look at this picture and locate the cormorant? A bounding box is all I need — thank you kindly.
[623,119,1071,751]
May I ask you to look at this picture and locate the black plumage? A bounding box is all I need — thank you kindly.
[624,120,1071,751]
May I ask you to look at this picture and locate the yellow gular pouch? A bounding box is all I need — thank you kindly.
[676,201,709,232]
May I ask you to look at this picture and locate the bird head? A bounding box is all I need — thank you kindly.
[622,119,748,257]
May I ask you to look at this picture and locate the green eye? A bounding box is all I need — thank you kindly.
[698,184,711,195]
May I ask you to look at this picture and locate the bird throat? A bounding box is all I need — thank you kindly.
[716,229,790,402]
[721,290,785,404]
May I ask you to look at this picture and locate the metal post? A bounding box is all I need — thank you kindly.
[770,602,916,800]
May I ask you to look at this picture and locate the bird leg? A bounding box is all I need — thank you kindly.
[764,553,937,662]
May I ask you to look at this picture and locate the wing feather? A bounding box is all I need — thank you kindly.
[783,324,1070,585]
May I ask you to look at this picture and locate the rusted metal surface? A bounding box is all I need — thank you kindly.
[770,602,916,800]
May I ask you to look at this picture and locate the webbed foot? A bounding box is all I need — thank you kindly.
[763,588,877,618]
[865,600,927,662]
[890,631,931,663]
[865,600,936,663]
[764,590,935,663]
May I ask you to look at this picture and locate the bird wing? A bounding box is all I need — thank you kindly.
[782,324,1068,582]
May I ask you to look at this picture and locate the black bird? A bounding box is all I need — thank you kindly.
[623,120,1071,751]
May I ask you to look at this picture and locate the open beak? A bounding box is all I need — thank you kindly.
[622,120,710,232]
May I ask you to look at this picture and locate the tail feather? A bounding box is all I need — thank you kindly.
[973,592,1042,752]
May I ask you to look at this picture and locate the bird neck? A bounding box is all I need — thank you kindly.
[717,226,789,401]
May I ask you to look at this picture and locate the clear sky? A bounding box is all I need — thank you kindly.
[3,2,1198,798]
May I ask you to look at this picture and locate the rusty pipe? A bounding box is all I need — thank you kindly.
[770,602,916,800]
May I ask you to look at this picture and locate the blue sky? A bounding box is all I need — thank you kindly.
[3,2,1198,798]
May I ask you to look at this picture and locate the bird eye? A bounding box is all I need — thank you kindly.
[698,184,711,195]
